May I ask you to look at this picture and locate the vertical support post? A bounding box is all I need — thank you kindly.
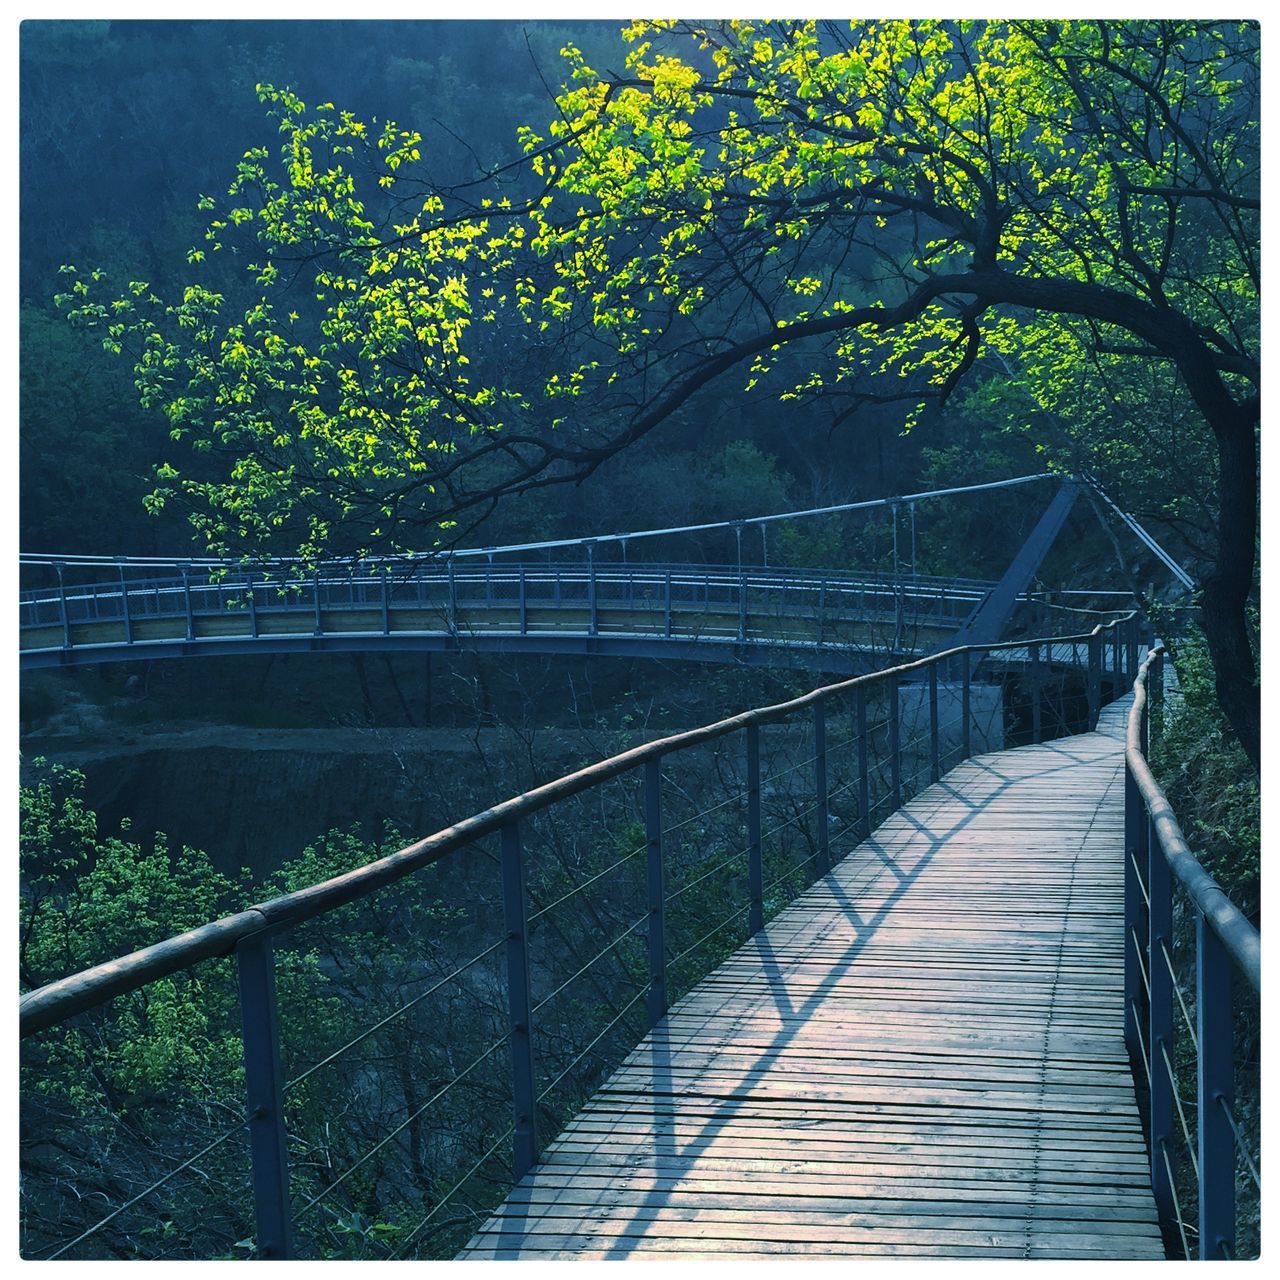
[664,571,673,639]
[118,563,134,645]
[55,563,72,649]
[313,570,322,636]
[1148,811,1176,1227]
[888,674,901,810]
[1126,615,1139,684]
[928,663,940,783]
[1030,642,1042,744]
[1197,914,1235,1259]
[816,580,826,646]
[447,556,458,633]
[486,553,494,605]
[586,542,598,637]
[381,564,391,635]
[856,685,870,840]
[1150,649,1165,745]
[500,821,537,1180]
[182,568,194,642]
[519,567,528,635]
[1087,633,1102,729]
[1113,626,1122,681]
[248,577,259,638]
[961,649,972,760]
[814,700,830,876]
[746,724,763,934]
[1123,760,1147,1069]
[236,932,292,1260]
[644,759,667,1027]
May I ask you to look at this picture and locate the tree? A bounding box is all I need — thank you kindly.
[58,19,1259,766]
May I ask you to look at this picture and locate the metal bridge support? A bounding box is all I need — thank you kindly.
[55,562,71,650]
[1147,804,1177,1229]
[1123,762,1147,1073]
[814,700,830,875]
[1197,914,1235,1258]
[519,568,528,636]
[500,821,538,1180]
[644,759,667,1027]
[1030,642,1042,744]
[746,725,763,934]
[117,563,134,646]
[928,665,940,783]
[888,674,902,809]
[586,543,598,637]
[961,649,972,761]
[236,931,293,1260]
[1087,633,1102,729]
[663,572,673,639]
[856,686,870,841]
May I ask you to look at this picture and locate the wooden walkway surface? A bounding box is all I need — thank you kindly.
[460,701,1164,1260]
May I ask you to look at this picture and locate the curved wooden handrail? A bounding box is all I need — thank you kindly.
[1126,646,1260,993]
[20,617,1135,1039]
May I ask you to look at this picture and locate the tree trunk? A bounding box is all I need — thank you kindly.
[1198,407,1260,772]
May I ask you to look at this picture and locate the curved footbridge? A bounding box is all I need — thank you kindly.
[460,700,1164,1261]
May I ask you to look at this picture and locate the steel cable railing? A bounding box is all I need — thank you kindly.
[1124,645,1260,1260]
[20,613,1142,1260]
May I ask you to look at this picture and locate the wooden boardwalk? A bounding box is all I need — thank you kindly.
[460,701,1164,1260]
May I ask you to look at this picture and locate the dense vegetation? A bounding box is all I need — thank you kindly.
[21,17,1259,1262]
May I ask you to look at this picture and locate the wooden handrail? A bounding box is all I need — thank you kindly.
[20,617,1135,1039]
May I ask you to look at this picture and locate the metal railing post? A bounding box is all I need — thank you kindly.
[447,557,458,633]
[1123,760,1146,1070]
[381,565,391,635]
[313,570,322,636]
[1087,632,1101,728]
[118,563,134,645]
[236,932,293,1260]
[1197,913,1235,1259]
[644,759,667,1027]
[663,571,673,638]
[181,568,194,642]
[888,674,901,809]
[500,821,538,1180]
[815,700,830,875]
[816,579,826,646]
[1147,810,1176,1226]
[55,563,71,649]
[519,567,528,636]
[961,648,972,760]
[928,663,940,783]
[856,685,870,841]
[747,724,763,933]
[1030,642,1042,744]
[1150,649,1164,743]
[738,568,748,643]
[1126,615,1139,683]
[587,543,598,637]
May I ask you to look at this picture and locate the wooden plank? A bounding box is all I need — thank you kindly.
[458,702,1164,1260]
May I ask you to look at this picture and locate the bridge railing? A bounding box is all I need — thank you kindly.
[1124,647,1261,1259]
[20,555,1126,668]
[20,613,1142,1260]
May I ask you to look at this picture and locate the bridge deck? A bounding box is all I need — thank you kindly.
[459,701,1164,1260]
